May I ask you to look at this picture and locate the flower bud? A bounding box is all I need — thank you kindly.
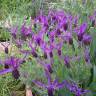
[36,38,41,46]
[64,56,70,68]
[12,69,20,79]
[56,29,62,35]
[46,64,53,73]
[5,47,8,54]
[4,63,9,69]
[49,51,53,58]
[83,35,92,45]
[57,49,62,56]
[77,33,83,41]
[92,20,95,27]
[69,38,73,45]
[47,87,54,96]
[63,23,68,31]
[32,51,38,58]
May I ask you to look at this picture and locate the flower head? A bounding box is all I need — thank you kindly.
[10,26,18,39]
[84,48,90,63]
[83,34,92,45]
[33,65,65,96]
[21,23,32,38]
[0,56,24,79]
[66,81,89,96]
[77,22,87,41]
[64,55,70,68]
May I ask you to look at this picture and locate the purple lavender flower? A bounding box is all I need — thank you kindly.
[33,32,44,46]
[56,10,65,22]
[84,48,91,63]
[61,32,73,45]
[48,10,56,21]
[4,63,9,69]
[83,34,92,45]
[10,26,18,39]
[92,20,95,27]
[59,17,68,31]
[66,81,89,96]
[21,23,27,36]
[4,58,10,69]
[55,42,63,56]
[29,41,38,57]
[21,23,32,38]
[36,37,41,46]
[80,22,87,34]
[56,28,62,36]
[77,22,87,41]
[49,51,53,58]
[89,11,96,27]
[73,15,79,27]
[41,42,54,59]
[45,64,53,73]
[36,13,49,30]
[63,23,68,31]
[57,49,62,56]
[64,56,70,68]
[12,69,20,79]
[7,57,21,79]
[42,16,49,30]
[69,37,73,45]
[33,69,65,96]
[15,39,23,48]
[5,47,8,54]
[49,31,56,42]
[0,56,24,79]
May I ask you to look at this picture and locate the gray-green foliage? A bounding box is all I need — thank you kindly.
[0,74,23,96]
[19,58,44,85]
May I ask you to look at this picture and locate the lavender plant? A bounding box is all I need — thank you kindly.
[0,9,95,96]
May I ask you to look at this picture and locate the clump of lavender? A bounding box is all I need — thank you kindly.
[0,10,92,95]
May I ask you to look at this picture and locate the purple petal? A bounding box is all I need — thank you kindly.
[64,55,70,68]
[0,68,12,75]
[84,48,90,63]
[12,69,20,79]
[83,34,92,45]
[44,64,53,73]
[80,22,87,33]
